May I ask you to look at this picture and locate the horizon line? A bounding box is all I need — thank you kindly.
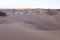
[0,8,60,9]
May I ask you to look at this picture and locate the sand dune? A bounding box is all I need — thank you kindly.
[0,9,60,40]
[0,15,60,40]
[0,22,60,40]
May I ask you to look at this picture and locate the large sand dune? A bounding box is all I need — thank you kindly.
[0,15,60,40]
[0,9,60,40]
[0,22,60,40]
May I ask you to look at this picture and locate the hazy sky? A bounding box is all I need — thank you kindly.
[0,0,60,9]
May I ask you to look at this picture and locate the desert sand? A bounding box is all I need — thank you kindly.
[0,9,60,40]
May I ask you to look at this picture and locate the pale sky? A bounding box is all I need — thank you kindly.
[0,0,60,9]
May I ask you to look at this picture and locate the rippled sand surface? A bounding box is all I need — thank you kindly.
[0,14,60,40]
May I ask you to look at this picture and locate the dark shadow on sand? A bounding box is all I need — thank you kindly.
[16,18,60,31]
[16,18,46,30]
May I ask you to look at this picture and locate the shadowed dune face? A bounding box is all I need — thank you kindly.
[0,9,60,40]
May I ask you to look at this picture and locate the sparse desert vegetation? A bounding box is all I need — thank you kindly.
[0,11,6,16]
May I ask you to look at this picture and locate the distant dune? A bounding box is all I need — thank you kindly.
[0,9,60,40]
